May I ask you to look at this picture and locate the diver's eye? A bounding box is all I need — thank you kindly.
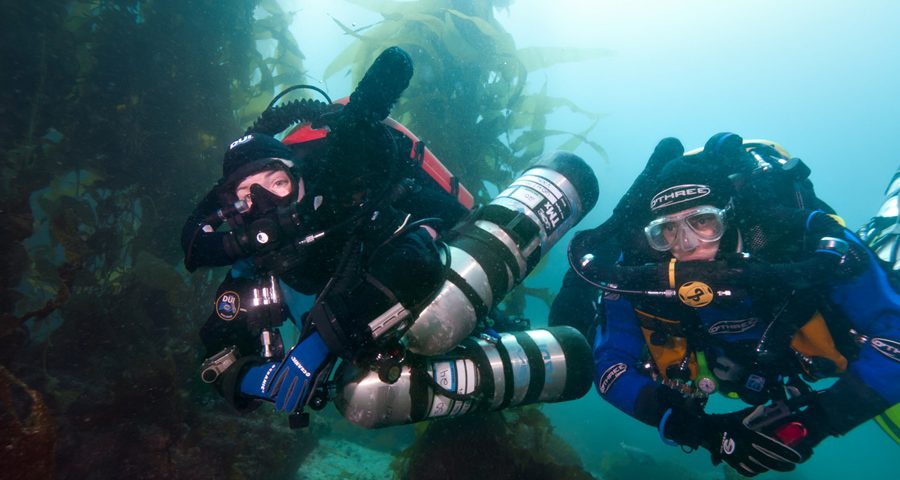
[688,214,717,231]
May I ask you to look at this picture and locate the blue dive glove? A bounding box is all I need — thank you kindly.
[239,332,331,412]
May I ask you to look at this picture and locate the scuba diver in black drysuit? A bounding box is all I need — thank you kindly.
[183,46,601,429]
[551,132,900,476]
[181,47,465,423]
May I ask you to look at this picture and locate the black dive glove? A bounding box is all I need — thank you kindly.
[222,181,317,259]
[701,409,809,477]
[663,406,810,477]
[225,213,288,257]
[709,373,891,478]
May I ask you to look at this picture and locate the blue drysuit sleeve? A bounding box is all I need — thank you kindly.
[593,293,657,420]
[827,231,900,404]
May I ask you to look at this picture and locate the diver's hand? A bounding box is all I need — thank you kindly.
[700,409,808,477]
[238,332,331,412]
[245,215,287,252]
[224,212,290,259]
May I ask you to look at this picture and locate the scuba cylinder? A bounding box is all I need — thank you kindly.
[334,326,593,428]
[402,151,600,355]
[859,166,900,271]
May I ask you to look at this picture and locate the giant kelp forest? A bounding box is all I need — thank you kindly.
[2,1,317,478]
[1,1,615,479]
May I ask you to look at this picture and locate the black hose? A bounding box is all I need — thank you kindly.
[266,84,332,111]
[244,97,331,136]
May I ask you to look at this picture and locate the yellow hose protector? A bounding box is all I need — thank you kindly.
[668,258,677,290]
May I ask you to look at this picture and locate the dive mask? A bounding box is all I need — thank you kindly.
[644,206,726,252]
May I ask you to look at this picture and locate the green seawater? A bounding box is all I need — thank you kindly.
[291,1,898,478]
[6,1,897,478]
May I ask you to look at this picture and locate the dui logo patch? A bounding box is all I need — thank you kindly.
[678,281,714,308]
[599,363,627,394]
[215,291,240,321]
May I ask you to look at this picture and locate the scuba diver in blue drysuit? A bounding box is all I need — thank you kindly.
[552,132,900,476]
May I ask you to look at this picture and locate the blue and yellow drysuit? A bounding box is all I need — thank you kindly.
[591,215,900,444]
